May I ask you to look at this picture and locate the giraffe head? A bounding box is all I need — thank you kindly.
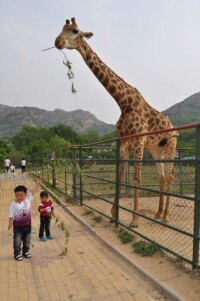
[55,18,93,50]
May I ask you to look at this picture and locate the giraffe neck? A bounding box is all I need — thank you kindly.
[77,41,135,111]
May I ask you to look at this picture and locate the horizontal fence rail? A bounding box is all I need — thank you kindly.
[29,124,200,268]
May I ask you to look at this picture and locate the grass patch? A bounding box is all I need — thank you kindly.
[92,216,102,223]
[132,241,159,256]
[66,196,74,204]
[83,165,91,170]
[118,228,134,244]
[83,209,93,216]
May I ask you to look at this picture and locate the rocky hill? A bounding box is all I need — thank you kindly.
[163,92,200,126]
[0,105,115,139]
[0,91,199,139]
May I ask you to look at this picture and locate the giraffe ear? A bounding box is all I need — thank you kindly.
[83,32,93,39]
[71,17,77,27]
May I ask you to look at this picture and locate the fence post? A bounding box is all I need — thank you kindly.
[125,163,128,196]
[41,165,44,181]
[72,148,77,201]
[192,124,200,268]
[47,166,49,184]
[34,155,36,176]
[64,163,67,201]
[51,151,56,189]
[179,162,183,195]
[114,139,120,227]
[79,146,83,206]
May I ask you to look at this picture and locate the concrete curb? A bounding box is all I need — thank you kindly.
[41,183,186,301]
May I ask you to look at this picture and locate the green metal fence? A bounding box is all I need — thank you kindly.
[30,124,200,268]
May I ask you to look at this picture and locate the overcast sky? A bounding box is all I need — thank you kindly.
[0,0,199,124]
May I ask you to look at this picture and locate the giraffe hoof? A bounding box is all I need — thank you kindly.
[129,223,139,228]
[162,219,169,224]
[154,214,162,220]
[109,219,115,224]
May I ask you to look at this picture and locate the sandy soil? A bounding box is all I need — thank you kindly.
[81,195,196,263]
[69,202,200,301]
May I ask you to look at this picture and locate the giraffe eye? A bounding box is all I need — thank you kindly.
[72,29,79,34]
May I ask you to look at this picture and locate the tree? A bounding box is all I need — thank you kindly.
[0,140,13,167]
[49,124,81,144]
[79,130,101,144]
[11,126,51,151]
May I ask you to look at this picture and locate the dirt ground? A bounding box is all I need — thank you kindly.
[68,202,200,301]
[80,195,196,263]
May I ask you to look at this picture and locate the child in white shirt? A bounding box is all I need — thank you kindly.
[8,180,40,261]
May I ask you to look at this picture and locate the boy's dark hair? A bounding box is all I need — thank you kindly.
[14,185,27,193]
[40,191,48,198]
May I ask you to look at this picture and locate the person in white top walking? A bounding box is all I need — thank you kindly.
[4,157,11,173]
[21,158,26,173]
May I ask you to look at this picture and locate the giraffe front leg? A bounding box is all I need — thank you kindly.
[155,171,165,220]
[129,162,142,228]
[162,164,175,223]
[110,143,130,223]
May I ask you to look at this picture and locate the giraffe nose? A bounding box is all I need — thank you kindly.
[55,37,63,49]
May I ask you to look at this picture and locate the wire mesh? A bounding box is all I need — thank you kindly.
[28,124,200,267]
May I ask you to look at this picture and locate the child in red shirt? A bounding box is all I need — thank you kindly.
[38,191,54,241]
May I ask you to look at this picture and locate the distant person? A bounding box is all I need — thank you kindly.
[10,164,16,173]
[21,158,26,173]
[4,157,11,173]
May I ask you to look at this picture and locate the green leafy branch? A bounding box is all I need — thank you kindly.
[63,60,77,94]
[52,215,70,256]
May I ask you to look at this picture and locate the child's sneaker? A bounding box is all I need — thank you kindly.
[15,255,23,261]
[23,252,31,259]
[47,235,54,240]
[40,237,47,242]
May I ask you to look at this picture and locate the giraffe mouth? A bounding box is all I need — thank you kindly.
[54,38,64,50]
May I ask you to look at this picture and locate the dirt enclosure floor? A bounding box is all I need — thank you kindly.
[81,194,196,264]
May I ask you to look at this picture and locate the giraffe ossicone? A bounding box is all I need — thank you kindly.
[55,18,178,227]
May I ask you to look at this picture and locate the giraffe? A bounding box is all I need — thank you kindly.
[55,18,178,227]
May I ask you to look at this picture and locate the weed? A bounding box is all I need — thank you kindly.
[52,215,70,256]
[83,209,93,216]
[118,228,134,244]
[132,241,159,256]
[83,165,90,170]
[175,258,185,271]
[92,216,102,223]
[66,196,74,204]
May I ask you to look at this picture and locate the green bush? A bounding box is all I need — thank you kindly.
[118,228,134,244]
[92,216,102,223]
[83,209,93,216]
[132,241,159,256]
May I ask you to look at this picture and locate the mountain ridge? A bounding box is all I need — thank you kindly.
[163,91,200,126]
[0,105,115,139]
[0,91,200,139]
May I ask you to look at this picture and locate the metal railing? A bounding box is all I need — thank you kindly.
[29,124,200,268]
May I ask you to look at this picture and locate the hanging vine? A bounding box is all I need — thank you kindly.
[63,58,77,94]
[52,214,70,256]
